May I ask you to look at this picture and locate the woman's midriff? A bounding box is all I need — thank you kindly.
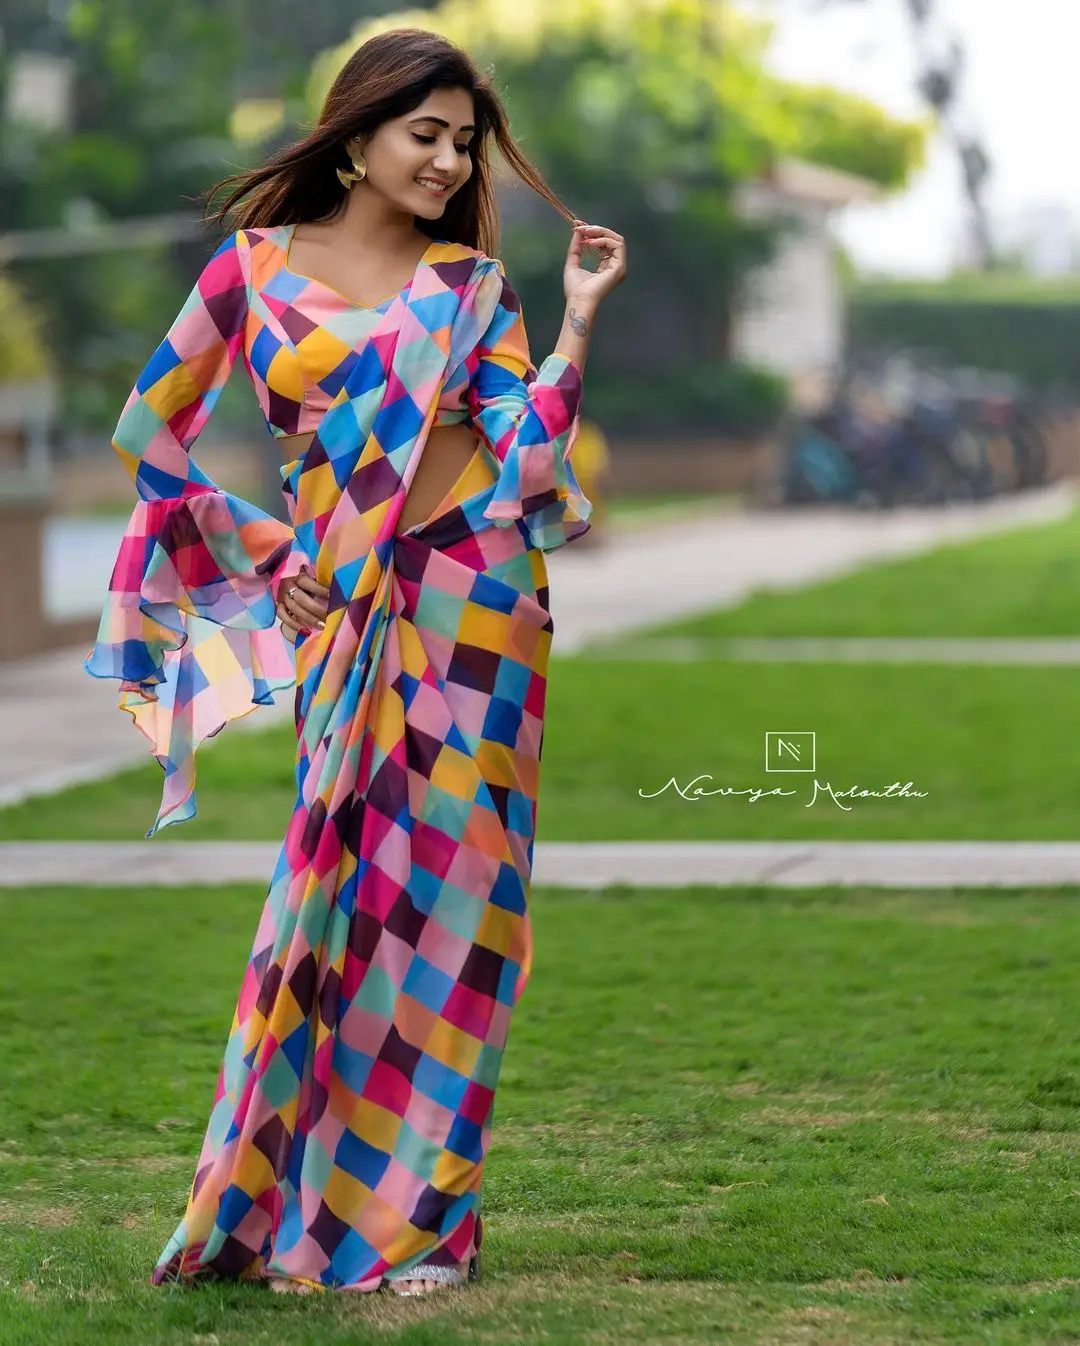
[278,422,484,535]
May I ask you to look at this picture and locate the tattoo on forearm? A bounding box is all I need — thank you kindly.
[568,306,588,338]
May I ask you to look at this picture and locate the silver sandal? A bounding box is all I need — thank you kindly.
[385,1216,483,1295]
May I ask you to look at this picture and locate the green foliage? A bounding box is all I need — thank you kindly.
[310,0,924,433]
[584,360,790,436]
[778,82,929,191]
[312,0,925,194]
[0,2,246,429]
[0,271,54,381]
[849,279,1080,390]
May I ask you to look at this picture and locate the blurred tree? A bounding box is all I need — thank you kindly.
[0,0,405,430]
[0,268,53,380]
[813,0,995,269]
[313,0,925,377]
[0,1,244,426]
[0,0,70,52]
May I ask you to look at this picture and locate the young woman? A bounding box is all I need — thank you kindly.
[85,27,625,1297]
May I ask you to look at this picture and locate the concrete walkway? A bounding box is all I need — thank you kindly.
[545,481,1076,654]
[587,637,1080,664]
[6,840,1080,888]
[2,483,1073,809]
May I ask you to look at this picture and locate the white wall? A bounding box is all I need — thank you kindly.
[732,183,846,409]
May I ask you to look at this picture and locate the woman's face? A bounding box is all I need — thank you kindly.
[357,86,476,220]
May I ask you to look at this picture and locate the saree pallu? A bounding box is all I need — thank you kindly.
[85,241,591,1289]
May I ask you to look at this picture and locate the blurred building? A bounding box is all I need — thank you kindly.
[1013,203,1077,278]
[732,157,881,412]
[4,52,74,133]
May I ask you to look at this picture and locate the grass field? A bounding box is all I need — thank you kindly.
[5,658,1080,843]
[639,505,1080,641]
[4,882,1080,1343]
[604,491,741,527]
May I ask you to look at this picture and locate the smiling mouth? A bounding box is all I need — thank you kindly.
[415,178,451,195]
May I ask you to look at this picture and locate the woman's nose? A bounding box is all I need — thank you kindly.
[432,144,457,174]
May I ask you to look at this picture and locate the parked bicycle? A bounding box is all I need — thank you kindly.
[779,353,1056,509]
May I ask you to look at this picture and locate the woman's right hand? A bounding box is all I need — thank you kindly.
[277,566,329,644]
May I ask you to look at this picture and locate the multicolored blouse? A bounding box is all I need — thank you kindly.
[84,224,591,833]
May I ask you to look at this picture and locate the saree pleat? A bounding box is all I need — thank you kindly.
[86,232,591,1290]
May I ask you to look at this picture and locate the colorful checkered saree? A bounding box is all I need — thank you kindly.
[85,232,591,1289]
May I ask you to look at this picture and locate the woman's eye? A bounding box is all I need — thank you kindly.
[412,134,471,154]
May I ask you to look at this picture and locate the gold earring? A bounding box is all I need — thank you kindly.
[336,139,367,190]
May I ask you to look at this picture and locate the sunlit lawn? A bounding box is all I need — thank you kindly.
[3,658,1080,842]
[639,503,1080,640]
[5,882,1080,1343]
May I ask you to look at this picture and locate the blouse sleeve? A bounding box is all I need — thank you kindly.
[83,228,299,837]
[464,263,592,552]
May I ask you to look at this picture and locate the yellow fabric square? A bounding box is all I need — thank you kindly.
[429,745,474,798]
[347,1097,403,1153]
[324,1164,374,1222]
[232,1142,276,1198]
[296,459,341,517]
[457,605,510,653]
[372,688,404,755]
[266,345,305,401]
[432,1147,477,1195]
[141,362,202,422]
[474,902,518,959]
[295,328,353,381]
[397,622,430,680]
[474,740,521,791]
[425,1015,483,1073]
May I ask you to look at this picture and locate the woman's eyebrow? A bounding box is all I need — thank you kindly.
[409,115,476,132]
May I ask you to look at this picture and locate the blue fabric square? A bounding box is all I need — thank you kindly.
[375,391,425,454]
[217,1183,255,1231]
[335,1128,391,1187]
[494,657,530,703]
[444,1113,483,1162]
[402,955,455,1012]
[279,1020,309,1079]
[249,323,283,379]
[408,861,444,915]
[328,1227,381,1284]
[413,1054,469,1113]
[469,571,519,616]
[482,696,521,747]
[331,1040,375,1094]
[489,861,525,914]
[136,339,183,394]
[507,789,534,837]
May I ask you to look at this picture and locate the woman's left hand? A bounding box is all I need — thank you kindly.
[564,222,627,308]
[276,566,329,644]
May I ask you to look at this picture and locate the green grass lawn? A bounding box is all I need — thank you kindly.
[5,659,1080,842]
[604,491,742,527]
[639,504,1080,640]
[4,882,1080,1343]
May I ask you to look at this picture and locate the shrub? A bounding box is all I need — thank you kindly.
[585,361,789,437]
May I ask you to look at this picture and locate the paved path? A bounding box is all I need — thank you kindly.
[6,840,1080,888]
[546,482,1076,654]
[587,637,1080,664]
[3,483,1073,808]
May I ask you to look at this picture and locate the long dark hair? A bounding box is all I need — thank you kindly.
[203,27,575,257]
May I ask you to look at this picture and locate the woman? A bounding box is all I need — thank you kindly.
[85,27,625,1296]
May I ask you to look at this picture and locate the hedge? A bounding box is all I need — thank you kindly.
[848,282,1080,393]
